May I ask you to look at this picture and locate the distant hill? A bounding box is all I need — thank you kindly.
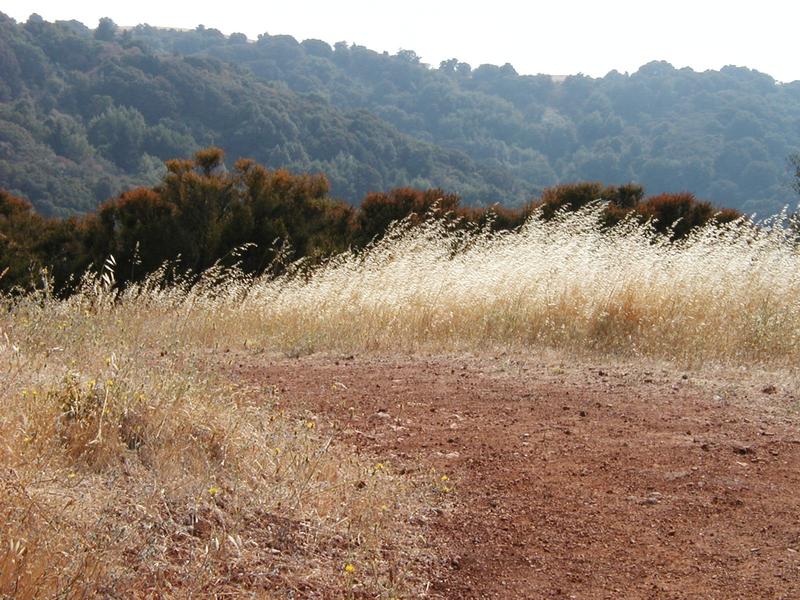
[0,14,523,216]
[2,13,800,215]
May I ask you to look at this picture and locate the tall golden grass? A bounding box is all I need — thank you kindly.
[241,205,799,366]
[17,204,793,367]
[2,204,798,596]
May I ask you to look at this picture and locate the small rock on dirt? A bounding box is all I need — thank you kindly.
[664,470,691,482]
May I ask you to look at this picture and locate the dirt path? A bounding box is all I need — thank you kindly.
[230,352,800,599]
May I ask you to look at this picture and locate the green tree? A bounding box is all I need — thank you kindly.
[94,17,118,42]
[88,105,146,170]
[789,153,800,196]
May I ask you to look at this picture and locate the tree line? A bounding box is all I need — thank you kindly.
[1,148,743,294]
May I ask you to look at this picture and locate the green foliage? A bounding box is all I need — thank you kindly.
[150,29,799,216]
[790,153,800,197]
[88,106,146,170]
[45,110,92,161]
[0,14,513,216]
[0,12,787,287]
[94,17,117,42]
[2,13,797,218]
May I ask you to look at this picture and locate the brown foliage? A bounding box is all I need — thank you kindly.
[356,188,464,244]
[0,190,50,291]
[532,182,645,221]
[0,147,747,295]
[637,192,714,239]
[530,183,741,239]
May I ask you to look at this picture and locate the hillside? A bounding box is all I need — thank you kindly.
[132,25,800,216]
[2,13,800,216]
[3,15,800,598]
[0,14,522,216]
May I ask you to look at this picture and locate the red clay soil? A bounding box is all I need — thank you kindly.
[231,352,800,599]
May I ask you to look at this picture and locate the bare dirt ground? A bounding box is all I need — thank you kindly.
[227,351,800,599]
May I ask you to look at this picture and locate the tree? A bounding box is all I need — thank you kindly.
[788,153,800,243]
[94,17,117,42]
[88,106,146,171]
[228,32,248,45]
[439,58,459,75]
[45,111,92,161]
[790,153,800,196]
[0,189,44,290]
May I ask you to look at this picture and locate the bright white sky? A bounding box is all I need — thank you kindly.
[4,0,800,82]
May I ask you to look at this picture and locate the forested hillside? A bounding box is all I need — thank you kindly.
[2,13,800,216]
[0,14,521,216]
[130,25,800,215]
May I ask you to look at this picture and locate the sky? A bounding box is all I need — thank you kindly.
[4,0,800,83]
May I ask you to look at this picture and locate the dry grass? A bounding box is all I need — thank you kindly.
[2,204,798,597]
[241,205,800,368]
[0,268,441,598]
